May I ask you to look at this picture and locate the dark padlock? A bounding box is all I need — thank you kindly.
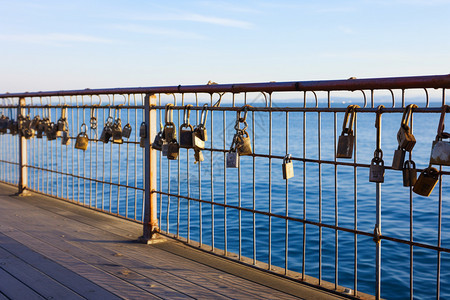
[392,147,406,170]
[336,105,358,158]
[99,124,112,143]
[122,123,132,139]
[397,104,417,152]
[8,119,19,135]
[179,124,194,148]
[167,141,179,160]
[30,115,40,130]
[0,116,9,133]
[226,150,239,168]
[139,122,147,138]
[152,131,165,151]
[430,105,450,166]
[369,157,385,183]
[46,122,58,141]
[402,160,417,187]
[282,154,294,180]
[164,122,176,141]
[413,166,439,197]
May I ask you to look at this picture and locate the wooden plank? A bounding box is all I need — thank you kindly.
[0,268,43,300]
[0,232,120,300]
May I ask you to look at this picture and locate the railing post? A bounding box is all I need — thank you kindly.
[17,97,30,196]
[140,93,159,243]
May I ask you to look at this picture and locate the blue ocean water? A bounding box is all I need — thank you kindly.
[12,101,450,299]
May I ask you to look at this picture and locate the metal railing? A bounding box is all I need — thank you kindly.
[1,74,450,299]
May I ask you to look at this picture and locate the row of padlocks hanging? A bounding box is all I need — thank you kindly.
[150,104,253,164]
[0,106,133,150]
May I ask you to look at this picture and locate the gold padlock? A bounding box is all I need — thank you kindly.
[282,154,294,180]
[75,124,89,151]
[413,166,439,197]
[430,105,450,166]
[336,105,358,158]
[236,130,252,156]
[112,119,123,144]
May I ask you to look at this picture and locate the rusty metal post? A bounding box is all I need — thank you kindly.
[140,93,159,243]
[17,97,30,196]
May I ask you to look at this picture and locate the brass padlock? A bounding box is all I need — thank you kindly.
[235,130,252,156]
[413,166,439,197]
[392,147,406,170]
[62,130,71,146]
[75,125,89,151]
[179,124,194,148]
[336,105,358,158]
[402,160,417,187]
[226,150,239,168]
[112,119,123,144]
[430,105,450,166]
[282,154,294,180]
[139,122,147,138]
[152,131,164,150]
[369,157,385,183]
[167,141,179,160]
[122,123,132,139]
[194,149,204,164]
[397,104,417,152]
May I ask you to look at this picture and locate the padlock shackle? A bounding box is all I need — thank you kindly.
[165,103,174,124]
[283,153,292,164]
[80,123,87,133]
[341,105,359,135]
[436,105,450,139]
[183,104,192,125]
[404,159,416,169]
[400,104,417,129]
[200,104,208,126]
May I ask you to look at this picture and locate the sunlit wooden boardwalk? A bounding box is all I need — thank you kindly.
[0,183,346,300]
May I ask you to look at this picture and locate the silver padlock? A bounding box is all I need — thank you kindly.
[282,154,294,180]
[369,157,385,183]
[430,105,450,165]
[226,151,239,168]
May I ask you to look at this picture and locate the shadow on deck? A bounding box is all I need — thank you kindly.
[0,183,348,300]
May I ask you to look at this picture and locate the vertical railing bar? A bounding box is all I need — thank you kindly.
[89,98,93,208]
[157,95,162,229]
[318,102,322,285]
[210,93,214,251]
[167,101,171,233]
[135,94,140,220]
[333,99,339,290]
[76,97,80,203]
[268,92,272,269]
[109,97,113,212]
[252,97,256,266]
[238,101,242,260]
[186,94,191,243]
[141,95,145,222]
[409,91,414,300]
[71,97,75,202]
[47,101,51,196]
[375,90,381,300]
[224,94,228,255]
[198,94,202,247]
[117,107,121,216]
[55,106,59,198]
[354,110,358,297]
[285,110,289,275]
[82,101,86,205]
[102,104,106,211]
[177,94,183,238]
[302,91,306,280]
[125,94,130,218]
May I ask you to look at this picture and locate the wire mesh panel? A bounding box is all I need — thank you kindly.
[0,75,450,299]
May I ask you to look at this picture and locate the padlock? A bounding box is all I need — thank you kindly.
[122,123,132,139]
[413,166,439,197]
[282,154,294,180]
[162,143,169,156]
[152,131,164,151]
[99,124,112,143]
[369,158,385,183]
[0,116,9,134]
[139,122,147,138]
[430,105,450,166]
[164,122,176,141]
[62,130,71,146]
[8,119,19,135]
[197,104,209,141]
[30,115,40,130]
[192,130,205,150]
[226,151,239,168]
[336,105,358,158]
[111,120,123,144]
[402,160,417,187]
[46,122,58,140]
[397,104,417,152]
[194,149,204,164]
[57,118,67,132]
[392,147,406,170]
[179,124,194,148]
[167,141,179,160]
[75,132,89,150]
[235,130,252,156]
[23,128,35,140]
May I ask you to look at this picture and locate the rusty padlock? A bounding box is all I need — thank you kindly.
[402,160,417,187]
[397,104,417,152]
[413,166,439,197]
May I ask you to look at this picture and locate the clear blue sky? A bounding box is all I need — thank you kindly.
[1,0,449,93]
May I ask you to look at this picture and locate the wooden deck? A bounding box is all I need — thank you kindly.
[0,183,346,300]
